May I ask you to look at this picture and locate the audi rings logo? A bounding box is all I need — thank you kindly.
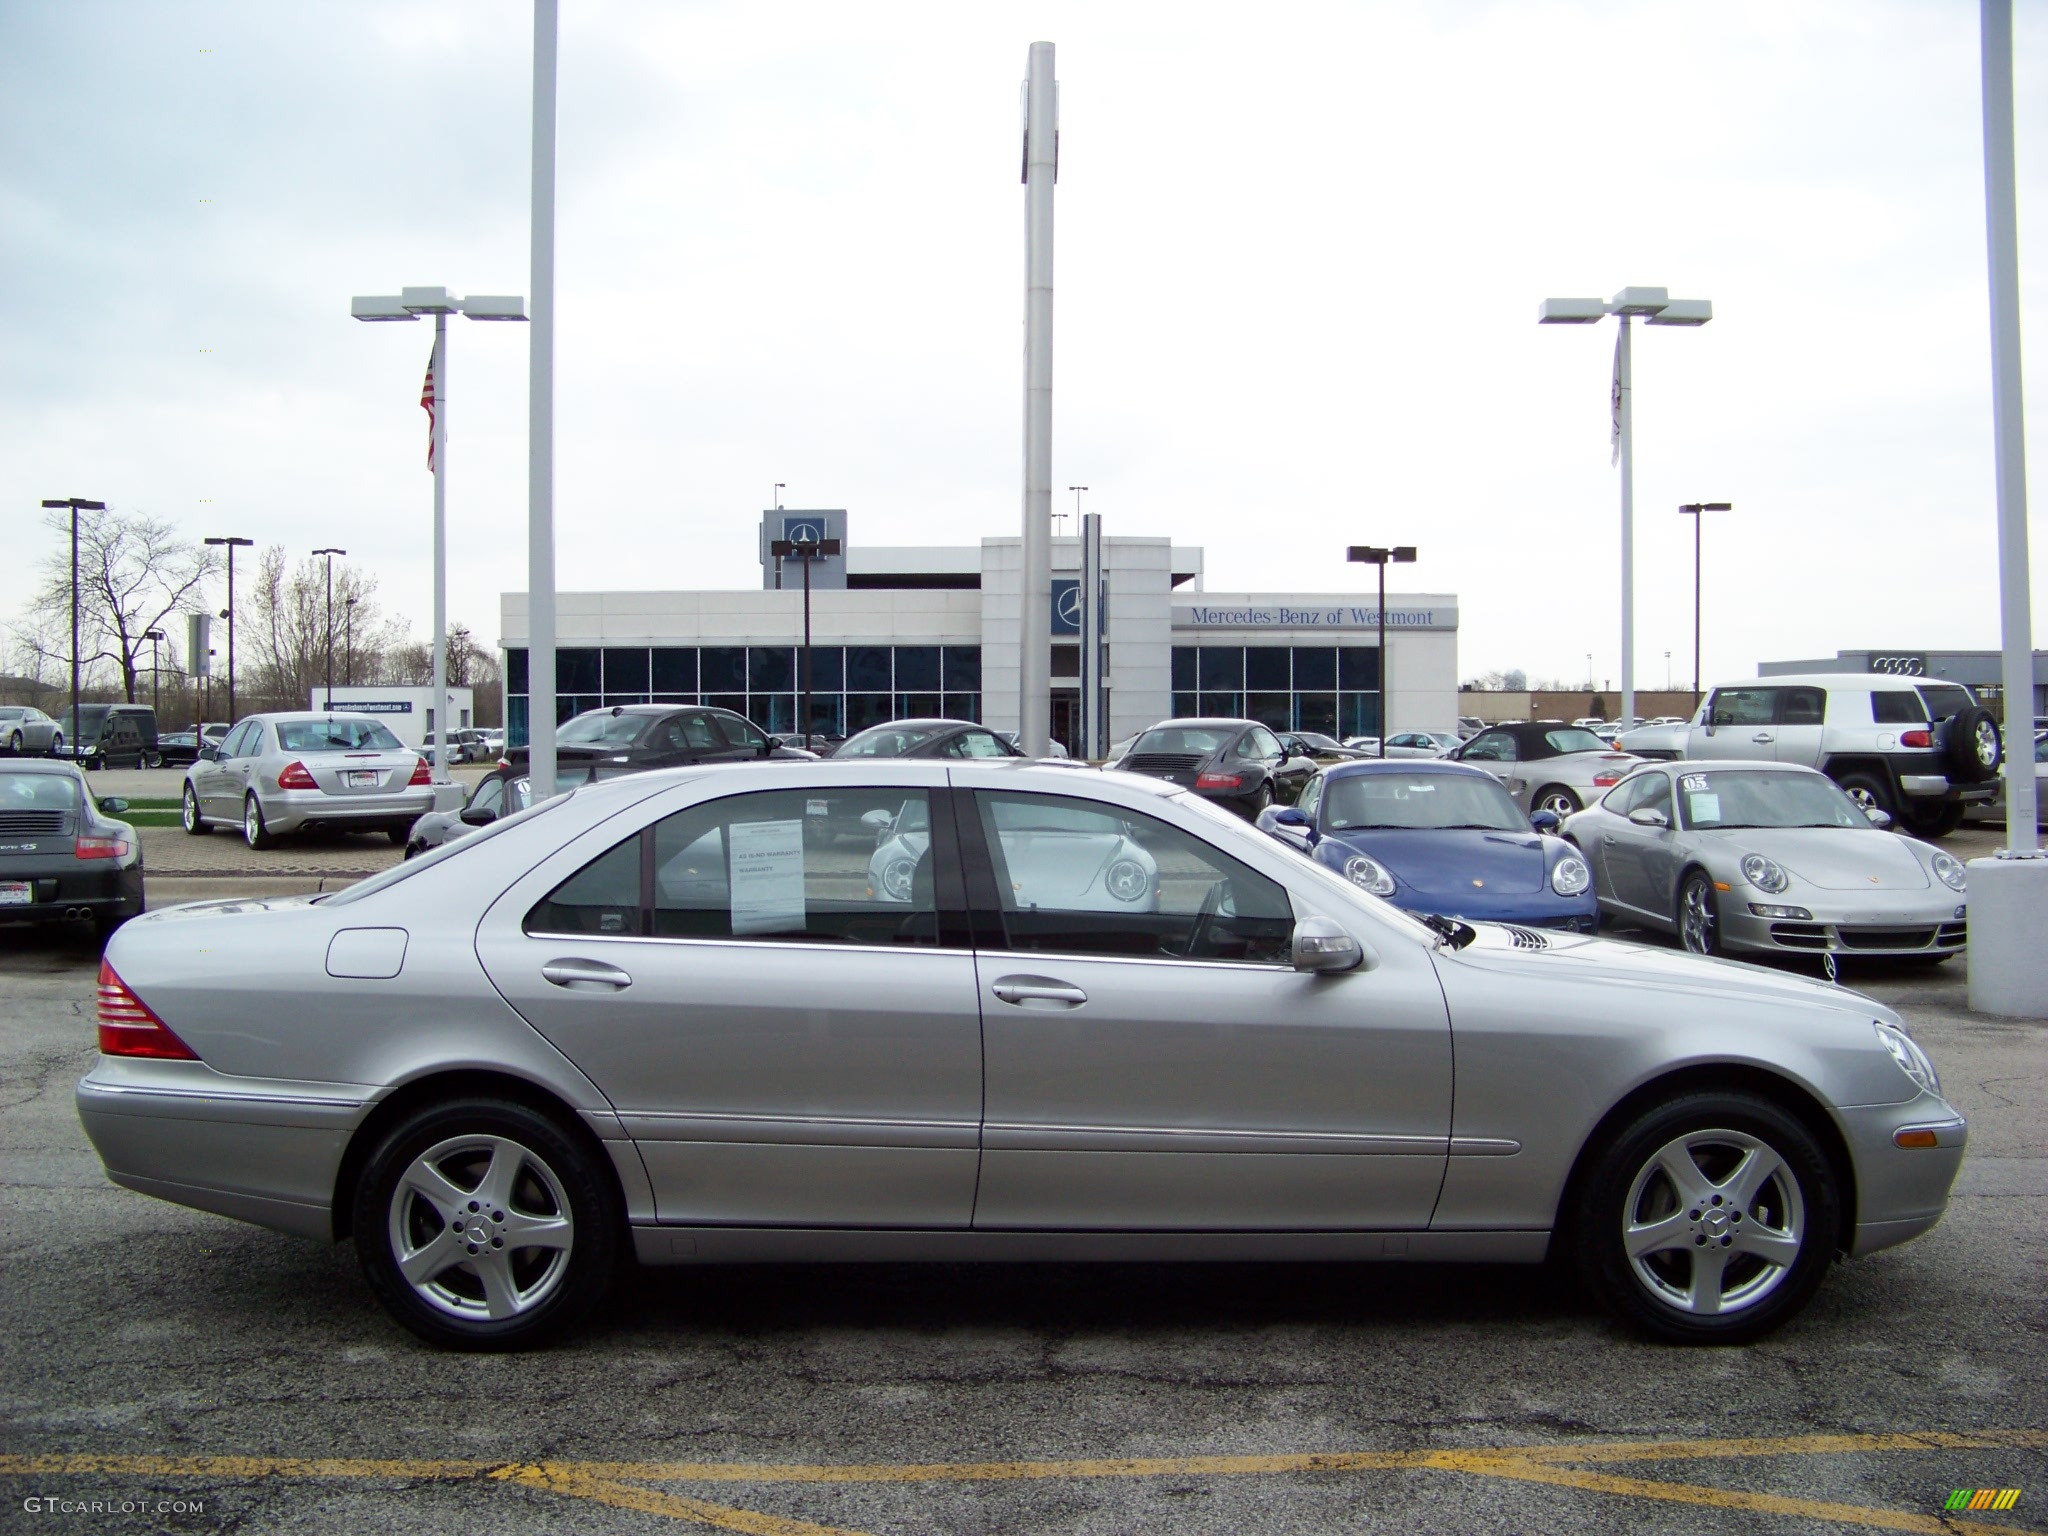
[1871,655,1926,676]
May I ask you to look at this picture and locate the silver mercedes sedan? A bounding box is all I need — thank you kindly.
[1564,761,1970,966]
[181,712,434,848]
[80,760,1965,1350]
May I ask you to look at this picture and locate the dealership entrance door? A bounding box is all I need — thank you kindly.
[1052,689,1079,758]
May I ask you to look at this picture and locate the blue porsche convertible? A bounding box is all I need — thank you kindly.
[1255,758,1599,930]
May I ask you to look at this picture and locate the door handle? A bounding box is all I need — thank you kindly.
[1751,732,1775,743]
[991,975,1087,1008]
[542,957,634,991]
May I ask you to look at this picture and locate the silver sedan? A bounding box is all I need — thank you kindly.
[181,711,434,848]
[82,759,1964,1350]
[1564,761,1969,964]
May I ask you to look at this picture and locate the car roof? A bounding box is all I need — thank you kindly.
[848,718,978,732]
[1320,758,1502,780]
[1141,718,1256,731]
[0,758,84,777]
[1720,672,1965,691]
[1636,759,1820,775]
[244,710,401,724]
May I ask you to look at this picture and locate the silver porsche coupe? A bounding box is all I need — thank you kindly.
[78,760,1965,1350]
[1563,761,1969,965]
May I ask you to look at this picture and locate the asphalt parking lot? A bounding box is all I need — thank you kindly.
[1,819,2042,1534]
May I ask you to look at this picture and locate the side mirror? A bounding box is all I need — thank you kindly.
[1530,809,1560,831]
[1864,806,1893,828]
[1272,806,1309,827]
[1292,915,1367,973]
[459,805,498,827]
[96,797,129,814]
[860,808,893,831]
[1629,806,1671,829]
[199,746,218,762]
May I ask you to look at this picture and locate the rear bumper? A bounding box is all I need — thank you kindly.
[0,863,143,922]
[261,788,434,834]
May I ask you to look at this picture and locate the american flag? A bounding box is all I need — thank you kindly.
[421,349,438,471]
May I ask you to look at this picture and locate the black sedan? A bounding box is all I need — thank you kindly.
[500,704,816,781]
[830,719,1025,761]
[1110,718,1315,816]
[0,760,144,939]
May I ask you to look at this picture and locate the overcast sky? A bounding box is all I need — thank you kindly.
[4,0,2044,693]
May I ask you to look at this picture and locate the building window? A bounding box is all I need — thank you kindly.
[701,647,746,694]
[1173,646,1379,735]
[559,648,601,694]
[603,647,650,694]
[651,647,697,693]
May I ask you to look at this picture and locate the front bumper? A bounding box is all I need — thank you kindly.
[1721,895,1967,957]
[1835,1095,1967,1258]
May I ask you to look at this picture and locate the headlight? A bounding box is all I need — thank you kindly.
[1104,858,1149,902]
[1342,854,1396,897]
[1874,1021,1941,1097]
[1740,854,1789,894]
[879,856,917,901]
[1551,854,1591,896]
[1931,850,1967,892]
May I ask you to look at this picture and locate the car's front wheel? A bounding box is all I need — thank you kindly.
[1677,869,1724,956]
[181,785,208,836]
[6,731,20,753]
[1576,1090,1839,1343]
[351,1098,620,1350]
[386,826,410,846]
[243,794,276,851]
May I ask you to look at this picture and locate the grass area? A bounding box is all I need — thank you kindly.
[97,796,180,827]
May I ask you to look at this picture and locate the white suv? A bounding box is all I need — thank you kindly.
[1672,673,2002,837]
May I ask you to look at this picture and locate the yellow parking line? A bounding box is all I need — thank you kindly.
[493,1465,872,1536]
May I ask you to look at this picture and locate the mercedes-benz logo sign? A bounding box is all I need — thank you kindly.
[1056,584,1083,626]
[785,519,825,545]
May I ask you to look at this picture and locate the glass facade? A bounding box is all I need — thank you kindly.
[1170,644,1382,738]
[504,645,981,745]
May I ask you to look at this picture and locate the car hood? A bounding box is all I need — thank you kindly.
[1453,923,1895,1019]
[1325,828,1550,895]
[1700,828,1931,891]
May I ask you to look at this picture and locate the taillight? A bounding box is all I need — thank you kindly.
[96,959,199,1060]
[275,760,318,790]
[1901,729,1932,748]
[74,834,129,861]
[1196,771,1245,791]
[409,758,433,786]
[1592,772,1623,788]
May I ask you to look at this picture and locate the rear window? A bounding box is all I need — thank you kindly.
[276,719,404,752]
[559,712,651,746]
[1870,690,1924,725]
[1132,727,1234,756]
[1916,684,1975,722]
[1541,728,1609,755]
[0,773,79,811]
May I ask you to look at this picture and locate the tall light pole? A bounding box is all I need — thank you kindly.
[313,547,346,708]
[41,498,105,757]
[203,535,253,722]
[1677,501,1732,710]
[353,286,527,781]
[344,596,358,686]
[144,628,166,715]
[1346,545,1416,755]
[1062,485,1087,538]
[770,535,841,750]
[1539,286,1713,728]
[1018,41,1058,758]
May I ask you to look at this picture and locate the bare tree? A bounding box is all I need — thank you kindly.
[243,548,409,711]
[18,506,220,704]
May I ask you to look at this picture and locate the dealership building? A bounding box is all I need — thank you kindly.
[500,512,1461,754]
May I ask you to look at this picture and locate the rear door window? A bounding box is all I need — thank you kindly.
[1776,688,1826,725]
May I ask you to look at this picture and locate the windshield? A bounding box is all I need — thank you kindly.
[1132,727,1234,756]
[834,723,945,757]
[1675,769,1868,832]
[1322,772,1526,832]
[558,712,652,746]
[1542,728,1610,755]
[276,718,405,753]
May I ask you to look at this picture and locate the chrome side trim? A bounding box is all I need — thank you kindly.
[982,1123,1449,1155]
[1448,1137,1522,1156]
[617,1111,979,1149]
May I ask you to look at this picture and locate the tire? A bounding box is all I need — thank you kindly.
[351,1097,621,1350]
[1833,770,1897,825]
[6,731,20,754]
[1532,785,1581,819]
[181,785,209,836]
[1574,1090,1840,1344]
[386,826,410,846]
[243,794,276,851]
[1904,801,1966,839]
[50,733,64,760]
[1677,869,1724,957]
[1939,705,2001,784]
[144,750,164,770]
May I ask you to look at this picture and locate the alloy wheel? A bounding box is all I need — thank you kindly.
[1680,875,1717,954]
[386,1133,576,1324]
[1621,1127,1805,1318]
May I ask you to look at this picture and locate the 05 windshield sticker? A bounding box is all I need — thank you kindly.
[1680,774,1709,793]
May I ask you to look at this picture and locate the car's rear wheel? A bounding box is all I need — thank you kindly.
[1904,801,1966,839]
[1677,869,1723,956]
[386,826,410,846]
[352,1098,620,1350]
[1532,785,1581,819]
[50,733,64,759]
[1833,770,1897,825]
[1576,1090,1839,1343]
[6,731,20,753]
[181,785,208,836]
[143,750,164,770]
[243,794,276,850]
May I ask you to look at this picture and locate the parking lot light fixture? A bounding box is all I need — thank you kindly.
[352,286,527,781]
[1677,502,1733,709]
[1346,545,1417,754]
[313,548,347,708]
[769,535,842,751]
[144,629,166,716]
[1540,286,1714,729]
[203,535,254,723]
[41,497,106,760]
